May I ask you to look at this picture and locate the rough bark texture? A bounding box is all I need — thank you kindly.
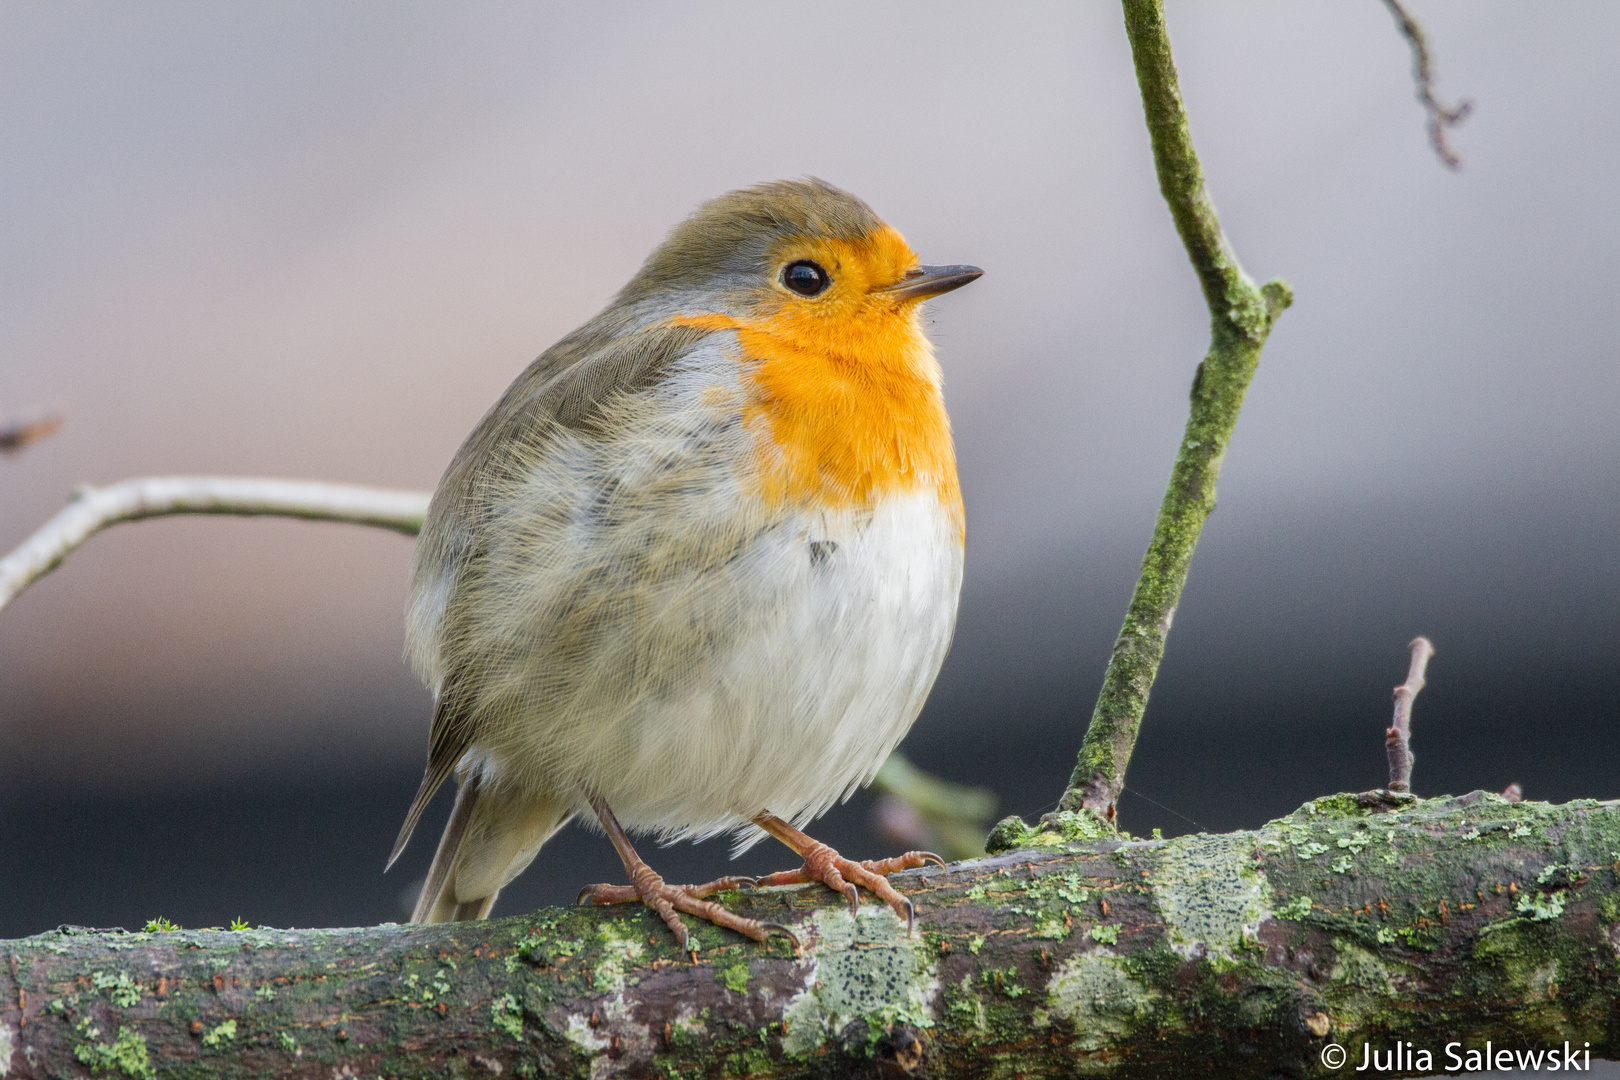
[6,792,1620,1078]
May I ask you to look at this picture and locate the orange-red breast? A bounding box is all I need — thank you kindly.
[390,178,980,947]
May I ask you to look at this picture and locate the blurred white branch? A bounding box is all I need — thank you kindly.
[0,476,429,616]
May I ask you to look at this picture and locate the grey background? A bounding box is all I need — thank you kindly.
[1,0,1616,970]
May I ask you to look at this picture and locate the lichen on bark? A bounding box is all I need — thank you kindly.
[5,793,1619,1078]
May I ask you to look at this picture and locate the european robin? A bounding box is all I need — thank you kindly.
[389,178,981,947]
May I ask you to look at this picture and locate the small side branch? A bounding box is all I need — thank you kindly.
[1060,0,1291,821]
[1385,635,1435,793]
[0,413,64,455]
[0,477,429,616]
[1382,0,1472,169]
[871,752,998,862]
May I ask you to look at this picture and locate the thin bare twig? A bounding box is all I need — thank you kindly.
[0,413,64,455]
[1382,0,1472,169]
[0,476,429,616]
[1385,635,1435,792]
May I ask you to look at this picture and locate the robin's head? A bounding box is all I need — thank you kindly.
[622,179,980,364]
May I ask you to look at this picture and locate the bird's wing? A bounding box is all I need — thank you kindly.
[388,320,721,869]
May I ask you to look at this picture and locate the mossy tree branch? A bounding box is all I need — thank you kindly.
[1063,0,1293,821]
[6,794,1620,1078]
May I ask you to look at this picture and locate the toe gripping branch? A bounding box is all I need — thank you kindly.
[752,813,944,933]
[580,795,801,954]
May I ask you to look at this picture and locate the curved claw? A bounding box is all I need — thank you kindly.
[901,894,916,934]
[759,921,802,955]
[841,881,861,917]
[577,885,599,906]
[919,852,948,872]
[732,876,760,890]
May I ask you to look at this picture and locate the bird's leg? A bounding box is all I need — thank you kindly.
[576,795,798,953]
[752,813,945,931]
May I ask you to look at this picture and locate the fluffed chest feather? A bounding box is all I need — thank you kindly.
[407,330,963,842]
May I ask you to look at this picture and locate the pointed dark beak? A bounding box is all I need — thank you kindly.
[877,264,984,302]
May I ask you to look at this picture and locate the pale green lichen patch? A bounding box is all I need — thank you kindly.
[1526,961,1559,1002]
[1150,834,1272,957]
[590,926,646,993]
[943,974,987,1033]
[1275,895,1313,921]
[564,1012,610,1054]
[1323,940,1399,1029]
[201,1019,237,1048]
[491,992,524,1042]
[1517,890,1567,922]
[1469,922,1574,1031]
[231,927,280,950]
[90,970,141,1008]
[73,1024,154,1080]
[669,1006,710,1045]
[1046,953,1157,1054]
[717,961,751,994]
[780,907,937,1057]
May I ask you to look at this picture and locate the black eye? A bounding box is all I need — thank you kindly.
[782,260,829,296]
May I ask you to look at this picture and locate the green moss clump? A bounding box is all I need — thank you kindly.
[90,970,141,1008]
[73,1026,155,1080]
[986,809,1115,854]
[201,1020,237,1048]
[492,992,524,1042]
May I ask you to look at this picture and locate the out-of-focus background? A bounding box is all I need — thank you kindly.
[2,1,1617,940]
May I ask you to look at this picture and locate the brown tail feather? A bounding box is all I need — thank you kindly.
[410,774,572,923]
[387,754,459,872]
[410,771,482,923]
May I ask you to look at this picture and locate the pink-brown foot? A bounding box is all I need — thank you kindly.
[577,869,797,954]
[752,814,944,931]
[577,874,757,907]
[581,795,798,954]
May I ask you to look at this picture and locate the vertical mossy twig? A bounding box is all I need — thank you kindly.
[1062,0,1292,819]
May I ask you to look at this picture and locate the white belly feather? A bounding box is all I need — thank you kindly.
[600,490,961,847]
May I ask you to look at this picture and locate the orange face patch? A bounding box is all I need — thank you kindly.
[671,226,963,538]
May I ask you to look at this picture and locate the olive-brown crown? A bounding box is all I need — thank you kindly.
[619,178,887,303]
